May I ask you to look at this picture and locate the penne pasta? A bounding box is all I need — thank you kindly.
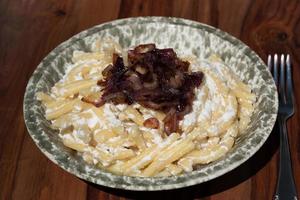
[45,99,79,120]
[124,106,144,126]
[56,79,97,97]
[36,92,54,103]
[142,138,195,176]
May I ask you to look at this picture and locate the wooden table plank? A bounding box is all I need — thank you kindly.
[11,134,87,200]
[0,0,299,199]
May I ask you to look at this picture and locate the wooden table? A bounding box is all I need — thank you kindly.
[1,0,299,199]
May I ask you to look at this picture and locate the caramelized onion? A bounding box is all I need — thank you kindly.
[96,44,204,134]
[143,117,160,129]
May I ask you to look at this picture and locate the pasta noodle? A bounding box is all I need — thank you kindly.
[36,38,255,177]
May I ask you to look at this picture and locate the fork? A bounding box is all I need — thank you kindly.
[268,54,298,200]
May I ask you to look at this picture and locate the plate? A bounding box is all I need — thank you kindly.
[23,17,278,191]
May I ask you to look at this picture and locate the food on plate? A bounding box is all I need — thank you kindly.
[97,44,203,135]
[37,38,255,177]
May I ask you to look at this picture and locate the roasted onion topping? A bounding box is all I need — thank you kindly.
[97,44,204,134]
[143,117,160,129]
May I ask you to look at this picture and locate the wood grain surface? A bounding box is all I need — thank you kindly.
[0,0,299,199]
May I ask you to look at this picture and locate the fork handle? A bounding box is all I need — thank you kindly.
[274,118,298,200]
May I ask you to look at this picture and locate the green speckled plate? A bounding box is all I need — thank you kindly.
[23,17,278,191]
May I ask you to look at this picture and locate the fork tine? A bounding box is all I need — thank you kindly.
[286,54,294,105]
[273,54,279,86]
[279,54,286,103]
[268,55,272,72]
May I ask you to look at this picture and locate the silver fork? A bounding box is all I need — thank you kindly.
[268,54,298,200]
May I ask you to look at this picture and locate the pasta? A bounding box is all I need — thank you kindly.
[37,38,255,177]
